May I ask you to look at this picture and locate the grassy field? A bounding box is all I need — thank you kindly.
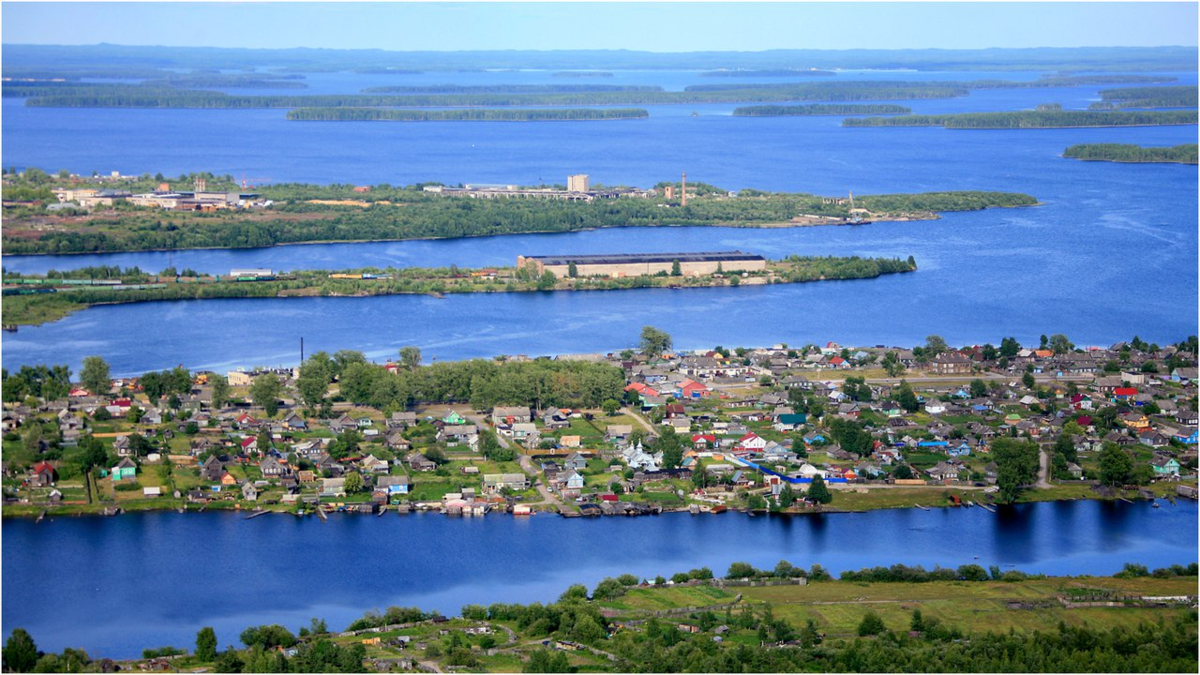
[736,576,1197,637]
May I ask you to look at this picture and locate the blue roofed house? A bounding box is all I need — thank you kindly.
[947,442,972,457]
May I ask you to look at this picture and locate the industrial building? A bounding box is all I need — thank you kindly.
[567,174,590,192]
[517,251,767,279]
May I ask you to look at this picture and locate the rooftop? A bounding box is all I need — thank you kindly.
[524,251,764,266]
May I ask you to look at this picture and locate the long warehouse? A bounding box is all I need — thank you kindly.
[517,251,767,278]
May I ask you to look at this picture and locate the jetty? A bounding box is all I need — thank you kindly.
[976,502,997,513]
[244,509,269,520]
[914,504,930,511]
[316,507,328,522]
[377,504,388,516]
[35,510,47,524]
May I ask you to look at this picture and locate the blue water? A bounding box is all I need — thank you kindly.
[1,69,1197,374]
[2,501,1195,658]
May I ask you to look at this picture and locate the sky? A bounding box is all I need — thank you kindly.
[1,1,1197,52]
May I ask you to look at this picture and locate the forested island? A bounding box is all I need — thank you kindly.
[7,75,1189,112]
[700,68,837,77]
[359,84,661,94]
[2,568,1195,672]
[1063,143,1199,164]
[1089,85,1199,110]
[1,255,917,326]
[733,104,911,116]
[284,108,649,122]
[843,110,1198,129]
[0,169,1036,255]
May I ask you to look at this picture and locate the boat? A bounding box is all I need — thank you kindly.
[1,325,16,332]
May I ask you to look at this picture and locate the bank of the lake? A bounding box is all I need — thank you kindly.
[2,500,1195,658]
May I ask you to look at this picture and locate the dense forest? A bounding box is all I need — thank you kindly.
[1089,85,1199,109]
[733,104,911,116]
[1,184,1035,255]
[1062,143,1198,164]
[843,110,1199,128]
[285,108,649,122]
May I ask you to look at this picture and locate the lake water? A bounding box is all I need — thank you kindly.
[3,69,1198,374]
[2,500,1196,658]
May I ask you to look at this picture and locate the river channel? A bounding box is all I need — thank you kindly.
[2,499,1196,658]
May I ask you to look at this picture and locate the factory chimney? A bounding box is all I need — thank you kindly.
[681,172,687,207]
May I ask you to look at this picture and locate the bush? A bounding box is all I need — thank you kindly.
[857,611,886,636]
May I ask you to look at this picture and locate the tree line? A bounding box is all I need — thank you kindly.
[844,109,1198,128]
[1091,85,1198,109]
[1063,143,1198,164]
[285,107,649,122]
[732,104,911,116]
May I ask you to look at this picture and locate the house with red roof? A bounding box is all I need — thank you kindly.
[675,379,710,400]
[1113,387,1138,401]
[30,461,57,487]
[691,434,716,450]
[240,436,258,453]
[624,382,660,397]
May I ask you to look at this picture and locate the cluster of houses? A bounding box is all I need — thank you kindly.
[3,339,1196,514]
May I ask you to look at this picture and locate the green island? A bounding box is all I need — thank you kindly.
[552,71,614,77]
[843,109,1198,129]
[1063,143,1199,164]
[1089,85,1199,110]
[3,565,1196,672]
[359,84,662,94]
[0,169,1037,255]
[285,108,649,122]
[700,68,837,77]
[732,104,911,116]
[6,75,1187,112]
[0,255,918,326]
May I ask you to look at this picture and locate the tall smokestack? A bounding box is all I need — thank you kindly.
[681,172,687,207]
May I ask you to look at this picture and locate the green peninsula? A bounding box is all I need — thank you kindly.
[0,169,1037,255]
[1,255,918,326]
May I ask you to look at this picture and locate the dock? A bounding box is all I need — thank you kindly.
[377,504,388,517]
[914,504,930,511]
[35,510,46,524]
[975,502,997,513]
[244,509,269,520]
[316,507,327,522]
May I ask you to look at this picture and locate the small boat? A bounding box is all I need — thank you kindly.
[1152,501,1161,508]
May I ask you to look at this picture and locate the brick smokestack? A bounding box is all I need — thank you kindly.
[681,172,687,207]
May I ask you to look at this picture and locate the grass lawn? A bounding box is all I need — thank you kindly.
[824,487,982,512]
[599,584,738,613]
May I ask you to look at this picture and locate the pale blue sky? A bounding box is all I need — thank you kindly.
[2,2,1197,51]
